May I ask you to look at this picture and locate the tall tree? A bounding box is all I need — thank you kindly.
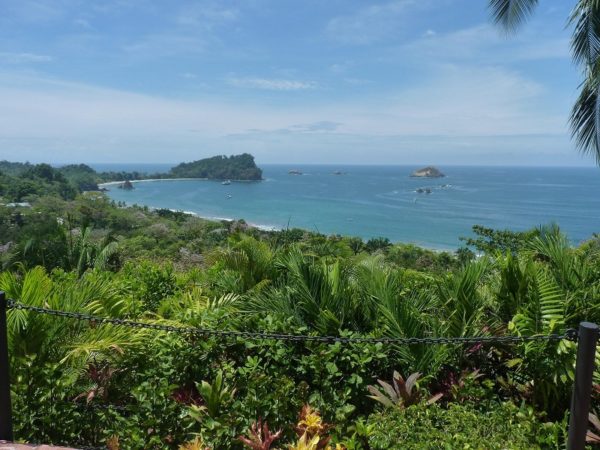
[489,0,600,163]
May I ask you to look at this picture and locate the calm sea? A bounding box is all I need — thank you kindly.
[94,164,600,250]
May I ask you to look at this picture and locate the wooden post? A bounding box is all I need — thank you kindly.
[0,291,13,441]
[567,322,599,450]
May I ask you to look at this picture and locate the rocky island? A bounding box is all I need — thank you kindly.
[119,180,134,190]
[410,166,445,178]
[169,153,263,181]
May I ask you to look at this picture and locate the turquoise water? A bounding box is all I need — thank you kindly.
[99,164,600,250]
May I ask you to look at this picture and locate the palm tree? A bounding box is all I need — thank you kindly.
[0,266,148,370]
[65,226,119,277]
[489,0,600,163]
[210,235,275,294]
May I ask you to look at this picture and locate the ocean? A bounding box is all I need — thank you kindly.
[95,164,600,250]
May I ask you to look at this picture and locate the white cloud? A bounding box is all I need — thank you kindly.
[3,0,66,24]
[73,18,93,29]
[329,62,353,73]
[0,52,53,64]
[122,34,207,57]
[344,77,371,85]
[0,64,573,164]
[325,0,415,45]
[0,66,561,139]
[176,4,238,27]
[237,121,342,136]
[374,65,557,136]
[227,77,317,91]
[399,24,569,63]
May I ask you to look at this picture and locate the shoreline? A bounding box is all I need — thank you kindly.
[108,200,455,253]
[111,200,282,233]
[98,177,262,187]
[99,178,207,187]
[100,178,459,253]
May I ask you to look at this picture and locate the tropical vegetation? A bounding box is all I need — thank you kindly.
[0,154,262,203]
[0,166,599,449]
[170,154,263,180]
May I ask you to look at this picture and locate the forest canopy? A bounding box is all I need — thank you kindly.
[169,153,263,180]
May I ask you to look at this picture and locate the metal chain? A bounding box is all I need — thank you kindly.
[6,299,578,344]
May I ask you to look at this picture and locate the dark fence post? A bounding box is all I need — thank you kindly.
[567,322,599,450]
[0,291,13,441]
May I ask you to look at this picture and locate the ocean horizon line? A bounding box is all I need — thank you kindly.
[34,161,600,170]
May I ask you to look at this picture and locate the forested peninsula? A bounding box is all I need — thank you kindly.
[0,154,262,202]
[170,153,262,180]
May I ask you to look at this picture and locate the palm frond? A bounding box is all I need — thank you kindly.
[439,259,490,337]
[511,268,565,335]
[570,0,600,66]
[528,225,586,290]
[60,323,151,367]
[570,68,600,164]
[489,0,539,33]
[94,241,119,271]
[379,290,448,375]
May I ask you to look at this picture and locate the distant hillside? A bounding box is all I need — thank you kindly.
[169,153,263,180]
[0,160,34,176]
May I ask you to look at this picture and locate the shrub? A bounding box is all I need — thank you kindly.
[366,401,565,450]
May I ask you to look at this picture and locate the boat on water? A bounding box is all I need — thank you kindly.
[222,180,231,185]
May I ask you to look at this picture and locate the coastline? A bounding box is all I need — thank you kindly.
[98,178,207,187]
[107,199,453,253]
[98,177,263,188]
[109,199,281,233]
[97,168,594,254]
[100,177,459,252]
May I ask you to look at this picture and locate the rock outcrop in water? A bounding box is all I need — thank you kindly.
[410,166,445,178]
[119,180,134,190]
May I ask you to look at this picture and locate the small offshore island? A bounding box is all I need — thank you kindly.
[410,166,445,178]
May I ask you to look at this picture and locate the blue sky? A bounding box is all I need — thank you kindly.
[0,0,592,166]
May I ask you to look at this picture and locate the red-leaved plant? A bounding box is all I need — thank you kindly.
[367,371,443,409]
[239,419,283,450]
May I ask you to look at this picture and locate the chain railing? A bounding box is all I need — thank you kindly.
[5,299,578,345]
[0,292,597,450]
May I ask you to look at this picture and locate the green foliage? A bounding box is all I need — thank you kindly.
[1,178,597,448]
[170,154,263,180]
[195,371,236,418]
[460,224,540,254]
[367,371,442,409]
[123,261,177,312]
[0,162,77,202]
[364,237,391,253]
[367,401,566,449]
